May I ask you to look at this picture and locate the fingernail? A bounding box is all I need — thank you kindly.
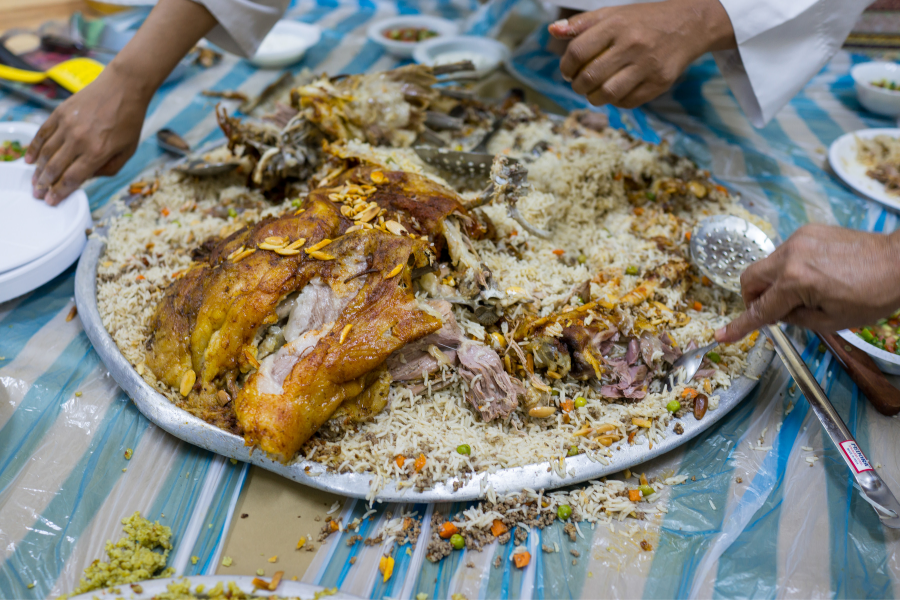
[562,73,572,82]
[33,186,46,200]
[551,18,568,29]
[714,327,726,342]
[45,193,57,205]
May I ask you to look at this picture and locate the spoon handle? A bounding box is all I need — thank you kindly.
[765,324,900,528]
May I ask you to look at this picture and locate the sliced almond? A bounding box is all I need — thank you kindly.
[306,239,333,253]
[180,369,196,397]
[258,242,286,251]
[226,245,245,261]
[308,251,335,261]
[263,236,287,246]
[274,247,302,256]
[386,263,403,278]
[233,248,256,262]
[217,390,231,405]
[285,238,306,251]
[339,324,353,344]
[345,224,364,233]
[243,347,260,370]
[528,406,557,418]
[353,204,380,223]
[340,205,354,217]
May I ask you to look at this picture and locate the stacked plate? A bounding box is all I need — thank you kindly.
[0,123,92,304]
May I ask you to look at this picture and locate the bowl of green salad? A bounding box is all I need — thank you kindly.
[839,310,900,375]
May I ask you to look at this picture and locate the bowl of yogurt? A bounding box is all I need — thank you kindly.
[413,35,510,78]
[250,20,322,69]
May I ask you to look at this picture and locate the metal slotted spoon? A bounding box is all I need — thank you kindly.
[690,215,900,529]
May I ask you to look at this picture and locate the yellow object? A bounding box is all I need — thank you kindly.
[379,556,394,582]
[0,58,104,93]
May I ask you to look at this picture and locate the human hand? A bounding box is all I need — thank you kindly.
[26,66,150,205]
[716,224,900,343]
[548,0,735,109]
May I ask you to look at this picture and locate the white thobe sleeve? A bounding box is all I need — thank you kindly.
[713,0,872,127]
[190,0,290,57]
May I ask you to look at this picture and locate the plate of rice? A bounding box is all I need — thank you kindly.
[829,128,900,211]
[76,65,774,502]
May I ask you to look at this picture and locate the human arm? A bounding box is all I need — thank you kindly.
[26,0,219,205]
[547,0,736,109]
[715,224,900,343]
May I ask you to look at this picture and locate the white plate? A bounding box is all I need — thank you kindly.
[828,128,900,212]
[0,163,91,302]
[367,16,458,59]
[249,20,322,69]
[412,35,510,78]
[67,575,362,600]
[0,121,39,164]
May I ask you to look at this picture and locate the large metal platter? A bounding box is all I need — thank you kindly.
[76,226,773,501]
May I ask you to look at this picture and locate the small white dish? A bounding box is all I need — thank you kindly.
[0,162,91,303]
[838,330,900,376]
[367,15,457,59]
[249,20,322,69]
[828,128,900,212]
[413,35,509,78]
[67,575,362,600]
[851,61,900,118]
[0,121,39,163]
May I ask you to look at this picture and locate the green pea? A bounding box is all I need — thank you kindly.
[706,351,721,364]
[577,255,587,264]
[123,213,132,218]
[550,389,560,396]
[457,444,471,456]
[450,533,465,550]
[557,504,573,521]
[625,266,639,276]
[567,446,579,457]
[574,396,587,408]
[227,208,237,218]
[291,198,302,208]
[645,191,656,201]
[666,400,681,413]
[639,484,655,498]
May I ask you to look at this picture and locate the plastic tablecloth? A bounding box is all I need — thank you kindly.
[1,0,899,597]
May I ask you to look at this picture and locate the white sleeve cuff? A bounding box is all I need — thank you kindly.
[713,0,869,127]
[192,0,289,57]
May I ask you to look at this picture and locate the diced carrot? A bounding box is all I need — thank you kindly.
[513,551,531,569]
[510,230,518,236]
[614,172,623,181]
[628,489,641,502]
[633,207,644,216]
[161,207,170,217]
[552,249,565,257]
[329,520,339,532]
[693,301,703,311]
[135,275,145,281]
[682,388,699,400]
[251,577,269,589]
[414,453,426,472]
[491,519,508,537]
[627,430,636,444]
[684,231,692,241]
[438,522,459,539]
[561,399,574,413]
[701,276,712,286]
[715,184,728,194]
[395,455,405,468]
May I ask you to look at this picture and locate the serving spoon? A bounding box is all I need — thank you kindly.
[674,214,900,528]
[156,128,240,177]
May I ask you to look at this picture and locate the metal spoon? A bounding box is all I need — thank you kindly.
[688,214,900,528]
[156,128,240,177]
[665,340,719,390]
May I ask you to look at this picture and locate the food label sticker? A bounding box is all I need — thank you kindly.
[840,440,873,473]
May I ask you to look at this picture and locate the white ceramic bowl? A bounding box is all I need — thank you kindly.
[413,35,509,79]
[249,20,322,69]
[0,121,39,163]
[851,62,900,118]
[367,15,457,59]
[838,330,900,376]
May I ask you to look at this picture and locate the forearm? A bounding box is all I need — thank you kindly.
[106,0,218,98]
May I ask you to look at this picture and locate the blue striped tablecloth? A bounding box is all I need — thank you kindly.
[1,1,898,597]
